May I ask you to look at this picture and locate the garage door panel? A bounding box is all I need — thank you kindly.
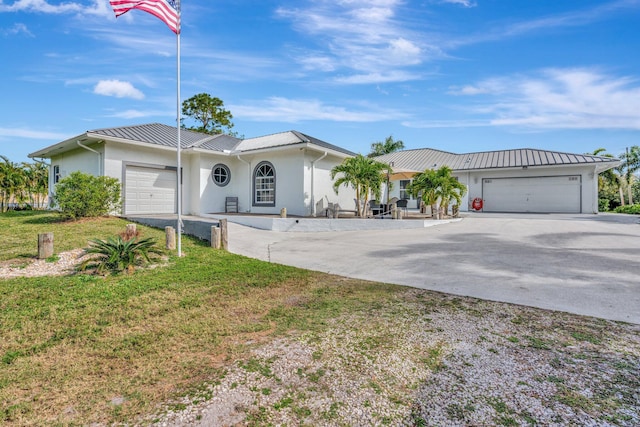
[125,166,177,215]
[483,176,581,213]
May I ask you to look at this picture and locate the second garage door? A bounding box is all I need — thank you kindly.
[125,166,177,215]
[482,176,581,213]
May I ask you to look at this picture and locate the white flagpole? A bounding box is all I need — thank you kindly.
[176,1,182,256]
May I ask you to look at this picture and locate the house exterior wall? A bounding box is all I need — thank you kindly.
[104,142,193,213]
[387,164,600,214]
[304,152,357,216]
[49,144,103,193]
[459,164,599,213]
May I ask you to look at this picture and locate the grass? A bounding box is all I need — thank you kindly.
[0,211,400,425]
[1,211,639,426]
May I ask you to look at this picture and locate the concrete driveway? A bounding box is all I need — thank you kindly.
[227,213,640,324]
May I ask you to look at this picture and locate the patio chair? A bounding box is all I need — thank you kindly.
[368,200,382,217]
[396,199,408,214]
[225,196,239,213]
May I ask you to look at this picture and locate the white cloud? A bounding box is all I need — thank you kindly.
[0,126,67,139]
[276,0,431,84]
[441,0,477,7]
[0,0,110,16]
[419,68,640,130]
[106,109,170,119]
[1,22,33,36]
[93,80,145,100]
[232,97,407,123]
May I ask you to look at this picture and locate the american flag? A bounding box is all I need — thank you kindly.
[110,0,180,34]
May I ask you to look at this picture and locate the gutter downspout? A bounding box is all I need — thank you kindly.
[236,155,251,212]
[77,140,102,176]
[310,151,328,216]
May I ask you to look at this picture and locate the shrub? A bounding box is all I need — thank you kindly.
[598,198,610,212]
[53,171,121,219]
[79,235,163,275]
[613,204,640,214]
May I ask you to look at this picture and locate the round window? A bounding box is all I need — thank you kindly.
[211,164,231,187]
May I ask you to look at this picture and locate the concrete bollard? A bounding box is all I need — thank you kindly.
[280,207,287,218]
[165,226,176,250]
[211,226,221,249]
[38,232,54,259]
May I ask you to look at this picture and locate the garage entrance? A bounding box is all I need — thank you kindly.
[482,175,581,213]
[124,165,177,214]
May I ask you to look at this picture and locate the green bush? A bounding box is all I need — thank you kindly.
[613,204,640,214]
[598,198,611,212]
[52,171,121,219]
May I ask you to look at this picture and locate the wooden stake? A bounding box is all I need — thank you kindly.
[211,226,221,249]
[165,226,176,250]
[219,219,228,251]
[38,232,54,259]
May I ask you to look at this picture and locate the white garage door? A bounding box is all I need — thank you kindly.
[125,166,177,214]
[482,176,581,213]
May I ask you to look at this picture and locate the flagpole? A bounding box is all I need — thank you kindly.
[176,2,182,256]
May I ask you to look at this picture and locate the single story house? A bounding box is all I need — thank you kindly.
[29,123,620,216]
[28,123,357,217]
[377,148,620,214]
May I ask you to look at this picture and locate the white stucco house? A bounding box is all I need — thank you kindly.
[28,123,357,217]
[29,122,620,216]
[377,148,620,214]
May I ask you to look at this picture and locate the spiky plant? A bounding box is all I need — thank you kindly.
[79,236,163,275]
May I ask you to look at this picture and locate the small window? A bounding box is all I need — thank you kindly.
[53,165,61,184]
[211,164,231,187]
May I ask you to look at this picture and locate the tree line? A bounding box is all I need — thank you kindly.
[592,146,640,210]
[0,156,49,212]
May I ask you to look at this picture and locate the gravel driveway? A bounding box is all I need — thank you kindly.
[228,213,640,324]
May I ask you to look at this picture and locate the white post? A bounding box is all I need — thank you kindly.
[176,7,183,257]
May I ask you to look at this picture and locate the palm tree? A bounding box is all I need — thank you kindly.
[407,166,467,219]
[0,156,25,211]
[22,162,49,209]
[435,166,467,217]
[589,148,623,209]
[368,136,404,158]
[331,154,389,217]
[620,146,640,205]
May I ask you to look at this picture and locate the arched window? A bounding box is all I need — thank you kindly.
[253,161,275,206]
[211,163,230,187]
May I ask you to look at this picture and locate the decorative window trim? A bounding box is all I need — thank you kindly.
[253,161,276,207]
[211,163,231,187]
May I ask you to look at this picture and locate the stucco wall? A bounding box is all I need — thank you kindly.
[387,164,600,214]
[49,144,103,193]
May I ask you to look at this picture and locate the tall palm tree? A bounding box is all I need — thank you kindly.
[368,136,404,158]
[22,161,49,209]
[620,145,640,205]
[331,154,389,217]
[589,148,623,208]
[0,156,25,211]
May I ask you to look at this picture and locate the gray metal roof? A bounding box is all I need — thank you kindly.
[30,123,354,158]
[376,147,620,172]
[88,123,239,150]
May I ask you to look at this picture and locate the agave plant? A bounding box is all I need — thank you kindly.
[79,236,163,275]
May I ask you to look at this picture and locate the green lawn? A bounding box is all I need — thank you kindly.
[0,211,400,425]
[1,212,638,426]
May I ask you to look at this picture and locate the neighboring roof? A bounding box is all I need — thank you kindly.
[234,130,356,156]
[28,123,355,159]
[376,147,621,173]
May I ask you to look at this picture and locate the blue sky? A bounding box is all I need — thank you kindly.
[1,0,640,163]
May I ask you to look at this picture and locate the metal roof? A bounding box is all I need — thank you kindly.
[87,123,238,150]
[376,147,620,172]
[235,130,356,156]
[29,123,354,158]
